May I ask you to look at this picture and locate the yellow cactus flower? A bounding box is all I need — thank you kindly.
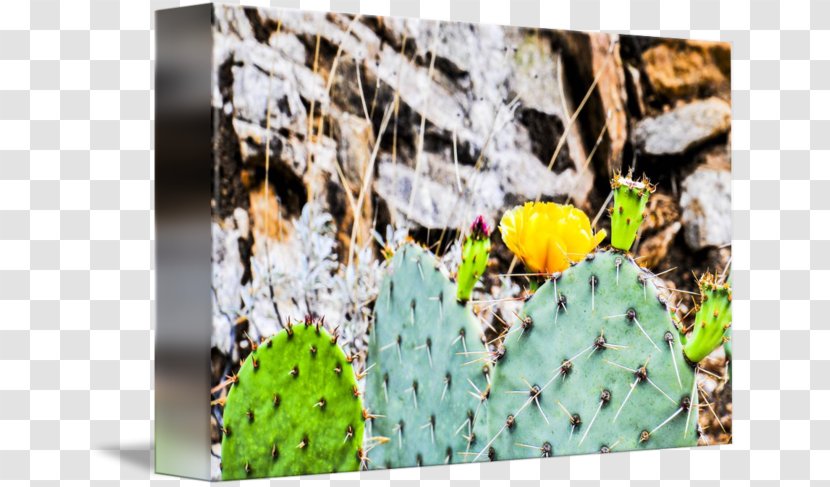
[499,202,607,274]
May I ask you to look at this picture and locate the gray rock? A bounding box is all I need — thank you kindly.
[633,97,731,156]
[374,145,593,230]
[212,6,597,233]
[680,166,731,250]
[374,154,500,230]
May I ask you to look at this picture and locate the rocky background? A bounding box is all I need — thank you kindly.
[208,6,732,472]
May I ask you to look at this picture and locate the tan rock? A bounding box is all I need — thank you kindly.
[642,40,731,101]
[249,181,290,241]
[590,34,628,176]
[557,32,628,179]
[637,221,681,269]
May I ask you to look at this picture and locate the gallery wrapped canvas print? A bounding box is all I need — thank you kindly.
[155,3,732,481]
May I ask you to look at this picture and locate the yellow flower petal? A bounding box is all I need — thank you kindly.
[499,202,605,274]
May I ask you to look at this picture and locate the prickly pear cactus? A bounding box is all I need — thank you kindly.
[367,243,490,468]
[724,273,732,378]
[479,250,698,461]
[221,321,364,479]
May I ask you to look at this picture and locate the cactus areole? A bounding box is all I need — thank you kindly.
[220,322,364,479]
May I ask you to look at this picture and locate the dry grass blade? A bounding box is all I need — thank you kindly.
[565,110,611,206]
[355,55,372,124]
[452,129,462,193]
[305,29,323,198]
[434,94,521,259]
[262,59,285,329]
[534,38,618,203]
[316,17,361,214]
[348,103,395,266]
[323,16,360,96]
[391,32,408,194]
[407,29,440,215]
[592,190,614,229]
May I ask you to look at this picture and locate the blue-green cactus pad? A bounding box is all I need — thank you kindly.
[481,250,698,461]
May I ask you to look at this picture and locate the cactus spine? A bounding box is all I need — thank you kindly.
[220,320,364,479]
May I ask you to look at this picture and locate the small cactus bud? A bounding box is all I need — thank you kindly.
[610,171,655,252]
[683,273,732,363]
[456,216,492,303]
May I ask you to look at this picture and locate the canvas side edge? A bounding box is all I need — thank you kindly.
[154,3,214,480]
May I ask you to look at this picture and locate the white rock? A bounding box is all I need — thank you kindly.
[634,97,731,156]
[680,166,731,250]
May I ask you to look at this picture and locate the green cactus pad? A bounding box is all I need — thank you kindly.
[479,250,697,461]
[723,273,732,378]
[367,243,490,468]
[456,217,492,303]
[609,174,654,252]
[221,322,364,479]
[723,334,731,362]
[683,273,732,364]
